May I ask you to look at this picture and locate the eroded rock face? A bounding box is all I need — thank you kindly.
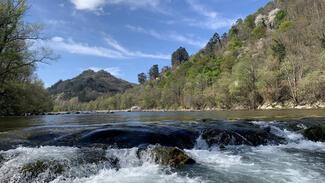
[304,125,325,142]
[201,121,285,147]
[139,146,195,167]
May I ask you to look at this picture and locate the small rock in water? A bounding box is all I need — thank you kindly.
[303,124,325,142]
[75,147,120,169]
[201,121,285,147]
[141,146,195,167]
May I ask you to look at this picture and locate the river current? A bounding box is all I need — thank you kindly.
[0,111,324,183]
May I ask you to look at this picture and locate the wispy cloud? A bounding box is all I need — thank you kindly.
[87,66,122,77]
[70,0,164,12]
[104,36,170,59]
[126,25,206,47]
[185,0,236,30]
[43,36,169,60]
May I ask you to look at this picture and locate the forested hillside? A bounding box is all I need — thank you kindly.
[54,0,325,111]
[49,70,134,106]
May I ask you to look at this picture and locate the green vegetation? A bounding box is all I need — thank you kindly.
[48,70,134,103]
[53,0,325,111]
[0,0,53,116]
[171,47,189,68]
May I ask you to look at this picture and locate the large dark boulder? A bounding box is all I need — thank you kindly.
[303,125,325,142]
[139,146,195,167]
[201,121,285,147]
[78,125,198,149]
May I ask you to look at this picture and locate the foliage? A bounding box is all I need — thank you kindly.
[138,73,147,84]
[271,39,286,62]
[149,65,159,80]
[274,10,287,27]
[48,70,133,102]
[251,25,267,39]
[245,15,256,29]
[278,20,293,32]
[54,0,325,111]
[171,47,189,67]
[0,0,53,116]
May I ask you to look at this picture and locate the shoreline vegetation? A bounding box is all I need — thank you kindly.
[45,103,325,115]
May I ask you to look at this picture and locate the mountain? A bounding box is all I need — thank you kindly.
[48,70,134,102]
[54,0,325,111]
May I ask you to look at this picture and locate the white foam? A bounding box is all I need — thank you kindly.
[186,149,249,168]
[0,146,204,183]
[194,135,209,150]
[69,163,204,183]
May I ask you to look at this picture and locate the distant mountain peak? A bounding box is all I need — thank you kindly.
[48,69,134,102]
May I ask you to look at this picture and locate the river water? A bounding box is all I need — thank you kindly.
[0,110,324,183]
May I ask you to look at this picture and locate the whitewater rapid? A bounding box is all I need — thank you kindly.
[0,121,324,183]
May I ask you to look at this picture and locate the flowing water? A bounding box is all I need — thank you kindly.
[0,110,324,183]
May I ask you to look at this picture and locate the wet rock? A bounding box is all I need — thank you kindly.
[75,148,119,169]
[79,125,198,149]
[0,154,4,166]
[141,146,195,167]
[21,160,65,181]
[303,125,325,142]
[201,121,285,147]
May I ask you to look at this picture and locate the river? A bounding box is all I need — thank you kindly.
[0,110,324,183]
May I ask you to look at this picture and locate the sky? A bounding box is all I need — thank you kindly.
[27,0,270,86]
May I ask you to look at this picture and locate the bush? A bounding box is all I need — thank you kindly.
[278,20,293,32]
[252,25,267,39]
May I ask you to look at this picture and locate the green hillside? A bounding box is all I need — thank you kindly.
[49,70,134,110]
[54,0,325,111]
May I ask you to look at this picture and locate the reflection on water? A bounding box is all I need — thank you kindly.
[0,109,325,132]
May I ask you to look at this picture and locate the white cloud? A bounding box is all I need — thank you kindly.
[104,36,170,59]
[126,25,206,47]
[70,0,163,11]
[43,36,169,60]
[186,0,236,30]
[88,67,122,77]
[70,0,106,11]
[49,36,125,59]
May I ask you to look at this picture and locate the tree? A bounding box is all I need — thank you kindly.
[271,39,286,62]
[205,33,222,54]
[149,64,159,80]
[0,0,53,86]
[171,47,189,68]
[138,72,147,84]
[0,0,54,115]
[245,15,256,29]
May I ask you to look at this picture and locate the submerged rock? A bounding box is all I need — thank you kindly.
[75,147,119,169]
[303,125,325,142]
[201,121,285,147]
[139,146,195,167]
[20,160,65,182]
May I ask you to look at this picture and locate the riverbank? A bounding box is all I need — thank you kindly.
[48,102,325,114]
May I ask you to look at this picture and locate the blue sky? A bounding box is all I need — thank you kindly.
[27,0,270,86]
